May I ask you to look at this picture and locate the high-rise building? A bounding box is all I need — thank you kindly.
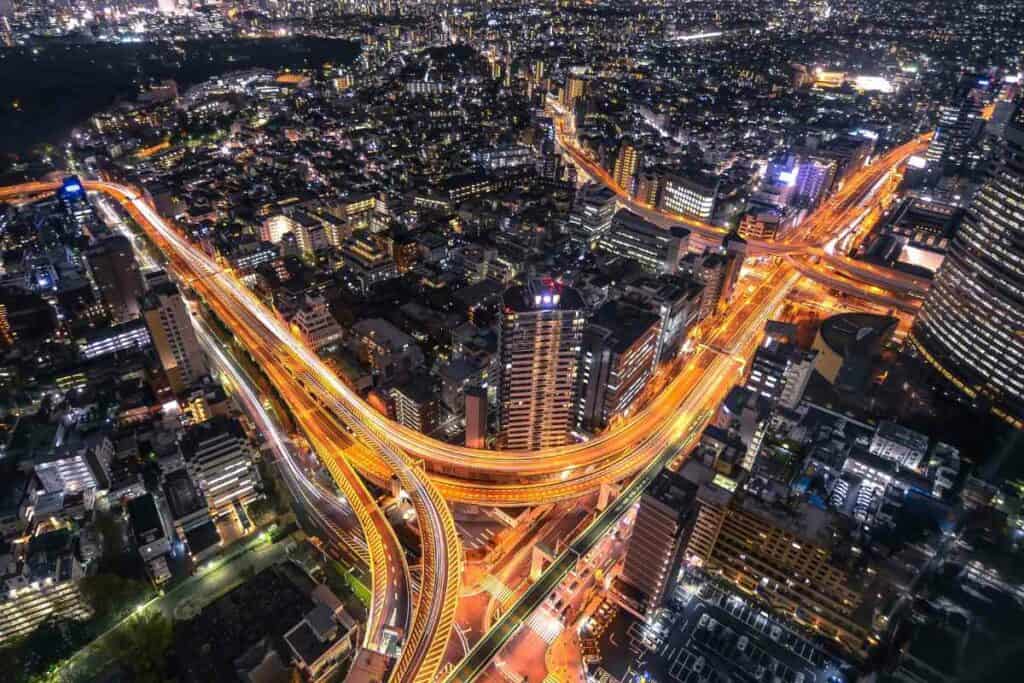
[562,74,587,109]
[599,209,690,275]
[179,416,261,516]
[621,275,705,362]
[620,469,698,617]
[680,250,727,320]
[925,75,990,175]
[142,278,208,394]
[57,176,97,234]
[86,235,145,323]
[464,386,488,448]
[909,107,1024,428]
[0,302,12,346]
[634,171,664,206]
[575,301,661,433]
[612,141,640,195]
[721,230,748,303]
[498,279,585,450]
[568,183,617,247]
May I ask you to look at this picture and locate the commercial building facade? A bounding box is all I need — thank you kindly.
[909,108,1024,428]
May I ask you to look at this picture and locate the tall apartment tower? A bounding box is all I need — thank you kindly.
[86,235,145,323]
[620,469,698,618]
[910,106,1024,428]
[612,141,640,195]
[498,279,585,450]
[142,278,208,394]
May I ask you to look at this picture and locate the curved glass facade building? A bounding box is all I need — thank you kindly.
[910,107,1024,428]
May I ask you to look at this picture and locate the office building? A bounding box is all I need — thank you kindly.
[57,176,97,234]
[660,172,718,221]
[599,209,690,275]
[86,235,145,323]
[925,75,990,175]
[909,107,1024,428]
[621,275,705,362]
[142,279,209,394]
[179,416,261,516]
[568,183,617,247]
[868,421,929,470]
[620,469,698,617]
[744,339,817,409]
[77,319,151,360]
[498,279,585,450]
[576,301,661,433]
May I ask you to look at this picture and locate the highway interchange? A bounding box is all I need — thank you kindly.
[0,132,929,680]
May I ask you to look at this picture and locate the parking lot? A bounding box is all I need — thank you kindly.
[591,575,850,683]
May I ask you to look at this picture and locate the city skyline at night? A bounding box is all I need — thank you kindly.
[0,2,1022,683]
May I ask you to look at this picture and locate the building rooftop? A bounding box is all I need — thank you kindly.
[818,312,898,358]
[591,300,661,353]
[502,278,584,313]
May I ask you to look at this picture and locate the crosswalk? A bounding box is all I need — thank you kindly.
[482,574,564,643]
[482,574,515,603]
[525,607,565,644]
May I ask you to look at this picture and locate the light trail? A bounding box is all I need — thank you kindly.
[0,140,926,679]
[89,181,458,683]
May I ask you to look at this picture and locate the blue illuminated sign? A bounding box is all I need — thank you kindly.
[60,177,85,198]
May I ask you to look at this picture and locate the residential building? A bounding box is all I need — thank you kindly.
[179,417,261,516]
[142,278,208,394]
[498,279,585,450]
[291,295,343,353]
[576,301,661,433]
[620,469,698,617]
[86,235,145,323]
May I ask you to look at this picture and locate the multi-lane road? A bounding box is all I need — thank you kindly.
[0,135,926,507]
[83,180,455,683]
[0,133,928,680]
[550,103,931,299]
